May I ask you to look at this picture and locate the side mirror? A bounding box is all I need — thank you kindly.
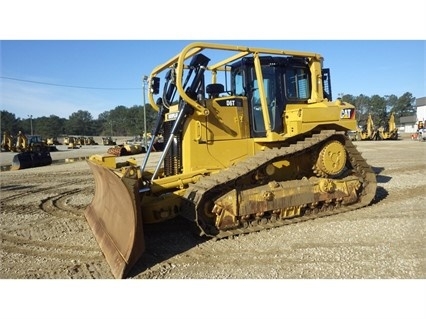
[150,77,160,94]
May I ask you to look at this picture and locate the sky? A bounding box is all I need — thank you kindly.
[1,40,424,120]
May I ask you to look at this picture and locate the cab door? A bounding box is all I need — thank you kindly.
[203,96,249,142]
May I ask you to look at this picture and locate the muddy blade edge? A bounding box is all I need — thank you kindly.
[85,160,145,279]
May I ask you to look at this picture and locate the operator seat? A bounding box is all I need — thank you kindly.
[206,83,224,98]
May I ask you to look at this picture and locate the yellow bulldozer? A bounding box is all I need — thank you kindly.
[85,42,377,278]
[1,131,16,152]
[12,134,52,170]
[356,112,398,141]
[377,112,398,140]
[356,114,378,140]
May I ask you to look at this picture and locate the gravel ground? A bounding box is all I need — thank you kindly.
[1,137,425,318]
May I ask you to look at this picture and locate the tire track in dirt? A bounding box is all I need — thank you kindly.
[0,174,92,202]
[0,171,110,278]
[1,233,103,260]
[0,183,94,228]
[39,187,92,219]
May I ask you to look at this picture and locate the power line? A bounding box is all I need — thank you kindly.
[0,76,140,90]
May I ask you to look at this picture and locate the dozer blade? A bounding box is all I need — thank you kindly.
[85,160,145,279]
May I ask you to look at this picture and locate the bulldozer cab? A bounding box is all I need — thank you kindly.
[229,56,313,137]
[147,43,341,149]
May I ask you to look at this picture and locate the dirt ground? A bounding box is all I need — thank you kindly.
[1,136,425,318]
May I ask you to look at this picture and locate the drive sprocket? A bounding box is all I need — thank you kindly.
[314,139,347,177]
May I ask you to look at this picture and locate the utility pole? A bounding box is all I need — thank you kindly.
[143,75,148,147]
[28,115,33,135]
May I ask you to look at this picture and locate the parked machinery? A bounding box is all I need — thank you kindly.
[377,112,398,140]
[356,114,378,140]
[1,131,16,152]
[84,136,99,145]
[12,134,52,170]
[46,137,62,146]
[413,120,426,141]
[356,113,399,141]
[102,136,116,146]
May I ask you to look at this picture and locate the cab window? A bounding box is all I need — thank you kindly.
[285,67,310,100]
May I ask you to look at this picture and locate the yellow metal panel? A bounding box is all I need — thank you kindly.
[283,102,357,136]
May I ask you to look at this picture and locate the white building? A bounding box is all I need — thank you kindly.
[399,97,426,133]
[416,97,426,124]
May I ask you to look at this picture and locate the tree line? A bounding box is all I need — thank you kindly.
[1,104,158,138]
[1,92,417,138]
[340,92,416,128]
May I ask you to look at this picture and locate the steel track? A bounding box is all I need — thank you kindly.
[183,130,377,239]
